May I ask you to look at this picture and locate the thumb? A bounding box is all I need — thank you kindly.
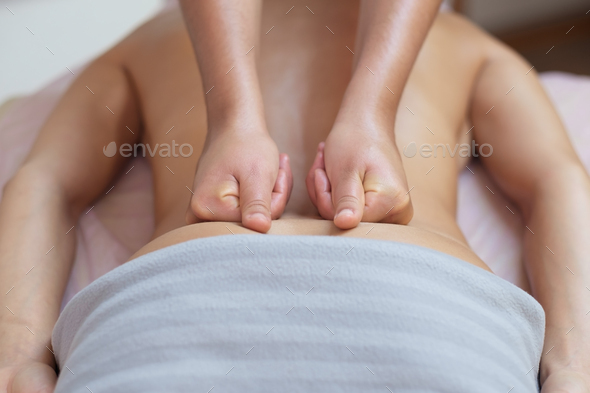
[331,171,364,229]
[240,172,274,233]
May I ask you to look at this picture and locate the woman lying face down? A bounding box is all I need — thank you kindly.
[1,1,590,392]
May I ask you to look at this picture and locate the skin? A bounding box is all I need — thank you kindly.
[178,0,288,233]
[310,0,441,229]
[1,2,589,392]
[178,0,441,232]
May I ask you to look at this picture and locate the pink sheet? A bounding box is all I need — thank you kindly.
[1,70,589,307]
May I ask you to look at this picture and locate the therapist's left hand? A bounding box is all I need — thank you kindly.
[305,122,413,229]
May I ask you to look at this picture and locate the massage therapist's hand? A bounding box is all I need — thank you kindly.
[186,123,293,233]
[306,121,413,229]
[301,0,441,229]
[179,0,294,232]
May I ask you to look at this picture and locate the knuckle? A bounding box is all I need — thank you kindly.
[333,165,358,179]
[242,165,276,189]
[367,181,387,195]
[335,194,361,208]
[241,198,270,214]
[246,164,262,178]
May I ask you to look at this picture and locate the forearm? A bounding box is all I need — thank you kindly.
[178,0,265,128]
[337,0,441,127]
[523,166,590,378]
[0,170,76,365]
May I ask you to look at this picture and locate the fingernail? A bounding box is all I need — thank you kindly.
[334,209,354,219]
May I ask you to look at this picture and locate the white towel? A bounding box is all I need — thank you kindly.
[53,234,545,392]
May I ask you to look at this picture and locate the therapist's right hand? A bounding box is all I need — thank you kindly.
[185,124,293,233]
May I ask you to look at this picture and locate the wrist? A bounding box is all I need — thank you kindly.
[336,70,399,132]
[0,319,55,367]
[203,66,265,128]
[205,95,266,132]
[207,110,268,138]
[541,325,590,380]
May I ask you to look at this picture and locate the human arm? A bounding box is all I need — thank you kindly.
[526,161,590,393]
[178,0,292,233]
[307,0,442,229]
[0,58,141,392]
[0,172,66,391]
[471,49,590,391]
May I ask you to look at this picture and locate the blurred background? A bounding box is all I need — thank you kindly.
[0,0,165,103]
[459,0,589,75]
[0,0,588,104]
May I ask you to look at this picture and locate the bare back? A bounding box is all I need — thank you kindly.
[114,3,494,270]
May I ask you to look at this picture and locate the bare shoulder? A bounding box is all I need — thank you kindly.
[434,12,522,60]
[431,12,506,53]
[433,12,488,37]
